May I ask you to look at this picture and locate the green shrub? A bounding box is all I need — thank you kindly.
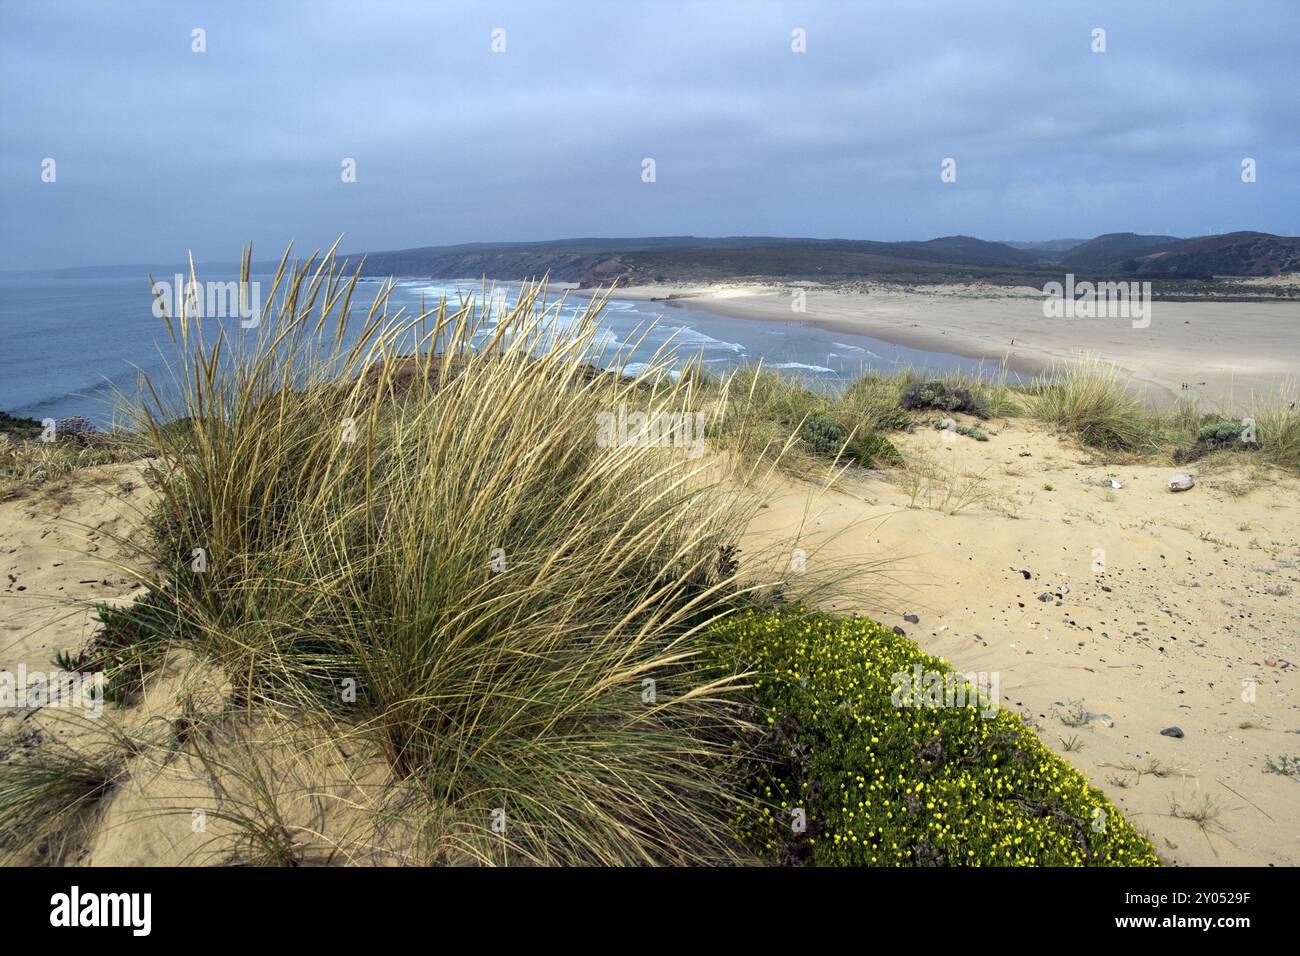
[798,414,903,467]
[0,411,43,441]
[847,432,903,467]
[900,380,989,419]
[800,413,849,457]
[1197,418,1247,448]
[1173,416,1256,464]
[714,608,1159,866]
[932,419,989,442]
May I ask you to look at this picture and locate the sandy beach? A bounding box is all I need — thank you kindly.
[745,418,1300,866]
[609,282,1300,409]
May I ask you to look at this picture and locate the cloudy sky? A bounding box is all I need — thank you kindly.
[1,0,1296,269]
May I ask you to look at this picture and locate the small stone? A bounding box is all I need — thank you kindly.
[892,625,906,636]
[1160,726,1184,739]
[1168,474,1195,492]
[1038,592,1053,602]
[903,613,920,624]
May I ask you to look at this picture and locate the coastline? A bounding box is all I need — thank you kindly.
[589,282,1300,408]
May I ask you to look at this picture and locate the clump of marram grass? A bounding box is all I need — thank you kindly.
[1251,383,1300,472]
[711,365,904,470]
[0,732,131,864]
[90,243,847,866]
[1029,356,1155,452]
[0,428,146,500]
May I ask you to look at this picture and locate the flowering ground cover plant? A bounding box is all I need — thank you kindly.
[716,608,1160,866]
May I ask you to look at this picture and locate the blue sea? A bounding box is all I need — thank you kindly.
[0,273,1000,426]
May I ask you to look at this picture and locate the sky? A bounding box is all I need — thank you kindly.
[1,0,1297,270]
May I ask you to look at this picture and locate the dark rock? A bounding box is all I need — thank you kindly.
[1038,592,1053,602]
[1160,726,1184,739]
[903,613,920,624]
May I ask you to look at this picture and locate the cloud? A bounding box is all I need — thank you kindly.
[1,0,1296,268]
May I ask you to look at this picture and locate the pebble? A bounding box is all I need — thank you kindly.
[1160,726,1184,739]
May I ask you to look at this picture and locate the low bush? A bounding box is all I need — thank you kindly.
[847,432,903,467]
[932,419,989,442]
[900,380,989,419]
[0,411,43,442]
[714,608,1160,866]
[1172,416,1257,464]
[800,413,849,457]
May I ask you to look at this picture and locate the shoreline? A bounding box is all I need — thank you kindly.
[584,282,1300,409]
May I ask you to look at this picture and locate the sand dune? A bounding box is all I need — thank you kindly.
[746,419,1300,865]
[3,342,1298,864]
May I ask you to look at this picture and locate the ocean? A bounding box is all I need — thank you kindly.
[0,273,999,426]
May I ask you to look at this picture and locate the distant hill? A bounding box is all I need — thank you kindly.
[351,232,1300,285]
[1134,232,1300,277]
[14,232,1296,284]
[888,236,1042,267]
[352,235,1050,286]
[1057,233,1185,271]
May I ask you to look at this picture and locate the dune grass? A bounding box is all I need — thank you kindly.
[0,429,146,500]
[708,364,907,471]
[0,732,130,863]
[9,244,858,866]
[1026,356,1156,452]
[1252,384,1300,472]
[1022,359,1300,470]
